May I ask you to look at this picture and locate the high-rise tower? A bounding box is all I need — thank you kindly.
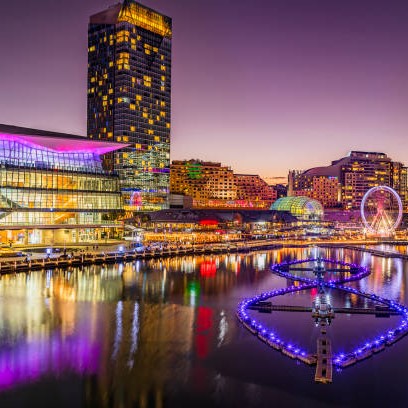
[88,1,171,211]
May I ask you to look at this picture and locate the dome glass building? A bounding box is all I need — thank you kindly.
[271,196,324,220]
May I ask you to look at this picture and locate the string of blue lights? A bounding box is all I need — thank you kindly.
[237,258,408,369]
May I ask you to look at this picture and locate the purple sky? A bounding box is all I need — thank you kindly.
[1,0,408,180]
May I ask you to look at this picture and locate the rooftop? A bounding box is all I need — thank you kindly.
[89,1,172,38]
[146,209,297,224]
[0,124,128,155]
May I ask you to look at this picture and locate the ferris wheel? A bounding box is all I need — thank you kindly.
[360,186,403,236]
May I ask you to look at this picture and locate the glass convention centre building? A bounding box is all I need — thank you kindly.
[0,124,127,245]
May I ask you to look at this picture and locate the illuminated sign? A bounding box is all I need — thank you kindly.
[186,162,203,179]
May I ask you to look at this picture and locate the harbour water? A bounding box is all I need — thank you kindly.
[0,246,408,407]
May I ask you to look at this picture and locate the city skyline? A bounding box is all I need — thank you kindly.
[1,0,408,179]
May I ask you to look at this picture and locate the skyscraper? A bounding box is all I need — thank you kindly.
[88,1,171,212]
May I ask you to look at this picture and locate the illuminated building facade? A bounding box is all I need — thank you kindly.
[402,168,408,212]
[391,162,408,212]
[340,151,393,209]
[289,151,407,210]
[88,0,172,212]
[170,160,237,207]
[235,174,278,207]
[288,171,340,208]
[170,160,277,209]
[0,125,125,245]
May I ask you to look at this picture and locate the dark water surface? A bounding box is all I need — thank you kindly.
[0,247,408,408]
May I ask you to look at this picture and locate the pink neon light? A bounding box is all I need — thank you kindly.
[0,133,129,155]
[0,334,100,391]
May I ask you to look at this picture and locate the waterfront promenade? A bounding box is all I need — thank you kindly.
[0,239,282,274]
[1,237,408,275]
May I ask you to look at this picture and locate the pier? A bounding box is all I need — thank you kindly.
[2,239,408,276]
[0,240,287,276]
[322,244,408,260]
[248,303,400,316]
[315,336,333,383]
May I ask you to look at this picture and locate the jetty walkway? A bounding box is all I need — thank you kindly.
[248,302,399,316]
[321,244,408,260]
[0,240,284,275]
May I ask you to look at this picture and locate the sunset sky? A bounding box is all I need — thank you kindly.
[0,0,408,180]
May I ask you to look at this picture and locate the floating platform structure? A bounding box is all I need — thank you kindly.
[247,303,399,316]
[315,337,333,383]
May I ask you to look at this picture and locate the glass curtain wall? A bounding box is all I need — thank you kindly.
[0,138,122,227]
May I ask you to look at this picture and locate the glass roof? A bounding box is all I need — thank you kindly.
[271,196,324,219]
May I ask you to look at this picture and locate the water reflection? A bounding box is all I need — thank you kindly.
[0,248,407,406]
[0,332,99,391]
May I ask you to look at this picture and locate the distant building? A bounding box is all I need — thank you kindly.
[0,124,125,245]
[235,174,277,206]
[273,184,288,199]
[288,171,340,208]
[289,151,407,210]
[170,160,278,209]
[170,160,237,205]
[87,0,172,212]
[402,170,408,212]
